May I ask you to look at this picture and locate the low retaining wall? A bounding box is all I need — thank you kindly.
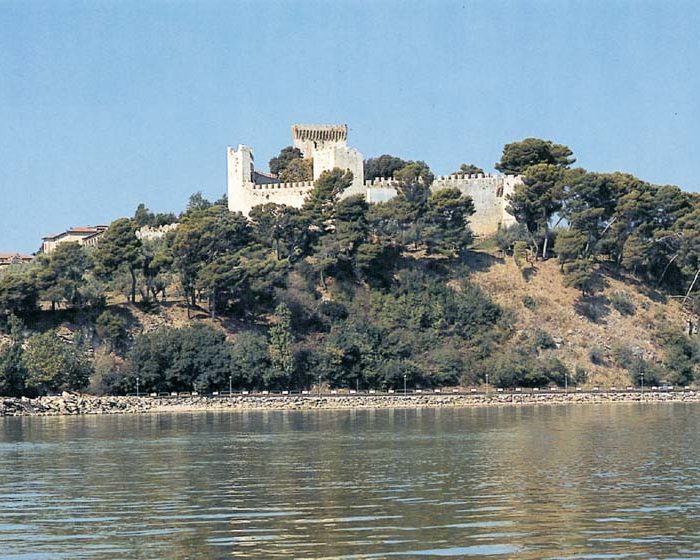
[2,391,700,417]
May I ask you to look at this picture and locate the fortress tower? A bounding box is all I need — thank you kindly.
[228,124,364,216]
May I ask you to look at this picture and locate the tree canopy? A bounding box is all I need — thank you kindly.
[269,146,304,176]
[496,138,575,175]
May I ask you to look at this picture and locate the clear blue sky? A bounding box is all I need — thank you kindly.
[2,0,699,253]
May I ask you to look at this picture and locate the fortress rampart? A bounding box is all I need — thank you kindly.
[228,125,520,235]
[357,173,518,235]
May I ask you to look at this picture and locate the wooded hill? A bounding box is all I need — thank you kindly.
[0,138,698,396]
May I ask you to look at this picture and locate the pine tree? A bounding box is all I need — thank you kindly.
[267,303,294,388]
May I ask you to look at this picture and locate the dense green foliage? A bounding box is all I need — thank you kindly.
[1,138,699,395]
[364,155,409,181]
[269,146,303,176]
[496,138,575,175]
[0,315,93,397]
[498,141,700,306]
[455,163,485,176]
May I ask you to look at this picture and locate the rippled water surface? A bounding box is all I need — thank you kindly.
[2,404,700,559]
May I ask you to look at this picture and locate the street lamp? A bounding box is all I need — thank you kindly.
[229,375,232,396]
[403,374,407,396]
[318,374,322,397]
[136,376,140,398]
[640,371,644,395]
[485,373,489,393]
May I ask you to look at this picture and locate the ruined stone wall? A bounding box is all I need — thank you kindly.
[136,223,179,241]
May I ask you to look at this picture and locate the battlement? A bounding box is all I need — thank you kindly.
[437,172,497,181]
[363,173,500,188]
[364,177,399,188]
[250,180,315,190]
[292,124,348,144]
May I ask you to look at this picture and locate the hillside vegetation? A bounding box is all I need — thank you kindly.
[0,140,698,396]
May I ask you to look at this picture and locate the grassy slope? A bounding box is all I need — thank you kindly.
[467,251,690,387]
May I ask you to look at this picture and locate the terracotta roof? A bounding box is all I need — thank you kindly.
[42,225,108,240]
[68,225,108,233]
[0,252,33,261]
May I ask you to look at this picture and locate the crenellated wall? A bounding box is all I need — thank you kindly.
[227,144,318,215]
[228,124,364,215]
[357,173,519,235]
[431,173,519,235]
[228,125,520,235]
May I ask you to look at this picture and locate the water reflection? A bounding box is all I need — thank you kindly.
[1,404,700,558]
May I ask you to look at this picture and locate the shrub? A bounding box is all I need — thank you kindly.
[656,327,699,386]
[482,349,570,388]
[534,329,557,350]
[610,291,635,316]
[230,332,271,389]
[126,324,234,394]
[611,344,637,369]
[494,223,530,254]
[536,356,570,386]
[0,343,26,397]
[522,295,537,310]
[89,351,123,395]
[426,345,464,386]
[577,300,605,322]
[629,357,664,387]
[22,330,92,395]
[513,241,529,269]
[319,300,349,322]
[95,310,129,351]
[588,346,605,365]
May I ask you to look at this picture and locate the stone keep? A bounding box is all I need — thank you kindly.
[228,124,364,217]
[227,124,520,235]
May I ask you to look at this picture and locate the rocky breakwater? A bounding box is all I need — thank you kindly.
[2,391,700,417]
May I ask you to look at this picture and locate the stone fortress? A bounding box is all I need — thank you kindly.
[227,124,520,236]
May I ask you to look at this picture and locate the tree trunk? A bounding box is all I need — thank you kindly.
[683,267,700,304]
[542,225,550,260]
[657,254,679,287]
[130,268,137,303]
[210,289,216,319]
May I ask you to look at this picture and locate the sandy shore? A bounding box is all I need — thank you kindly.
[2,390,700,416]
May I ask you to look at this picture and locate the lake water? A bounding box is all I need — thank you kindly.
[2,404,700,559]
